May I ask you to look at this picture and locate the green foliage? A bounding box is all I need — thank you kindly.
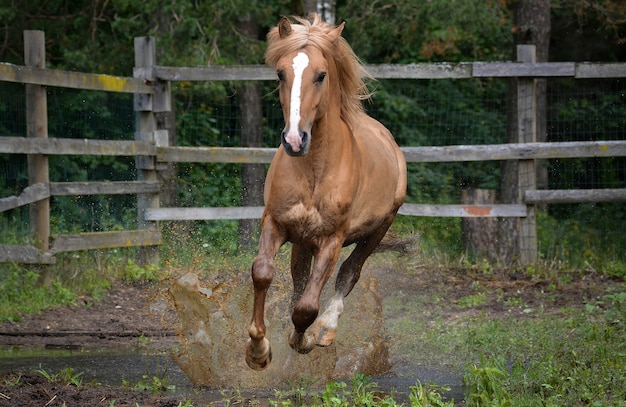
[35,367,84,389]
[536,210,626,267]
[293,373,454,406]
[219,387,246,407]
[408,381,454,407]
[461,312,626,405]
[318,380,349,406]
[463,357,511,407]
[457,292,488,308]
[2,372,21,387]
[339,0,513,63]
[601,292,626,327]
[0,264,76,322]
[123,374,175,394]
[270,376,318,406]
[385,265,625,406]
[121,260,160,282]
[311,373,402,406]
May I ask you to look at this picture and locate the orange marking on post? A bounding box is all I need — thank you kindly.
[463,206,493,216]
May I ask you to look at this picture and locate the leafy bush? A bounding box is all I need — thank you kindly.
[0,264,75,322]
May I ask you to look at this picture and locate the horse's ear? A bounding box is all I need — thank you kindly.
[278,17,293,38]
[328,21,345,42]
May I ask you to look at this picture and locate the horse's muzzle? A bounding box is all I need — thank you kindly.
[281,130,310,156]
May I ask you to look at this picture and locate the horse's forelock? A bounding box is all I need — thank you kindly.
[265,14,370,130]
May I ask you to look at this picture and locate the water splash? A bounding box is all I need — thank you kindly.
[168,270,390,387]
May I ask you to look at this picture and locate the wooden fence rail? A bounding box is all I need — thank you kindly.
[1,33,625,266]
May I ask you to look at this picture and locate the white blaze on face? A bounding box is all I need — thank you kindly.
[285,52,309,152]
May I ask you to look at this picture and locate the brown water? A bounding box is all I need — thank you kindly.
[168,271,391,388]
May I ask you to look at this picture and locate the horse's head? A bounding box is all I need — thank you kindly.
[268,16,344,157]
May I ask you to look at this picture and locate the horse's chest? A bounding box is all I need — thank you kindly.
[274,199,345,239]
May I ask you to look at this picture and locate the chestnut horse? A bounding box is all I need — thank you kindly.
[246,14,406,370]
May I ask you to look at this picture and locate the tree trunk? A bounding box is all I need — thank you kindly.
[513,0,551,192]
[461,189,500,262]
[237,17,265,250]
[499,0,550,263]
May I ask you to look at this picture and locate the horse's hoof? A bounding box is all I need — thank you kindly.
[316,326,336,347]
[245,338,272,370]
[288,331,315,354]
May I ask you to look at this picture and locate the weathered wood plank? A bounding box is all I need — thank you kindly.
[50,181,160,196]
[50,230,162,253]
[5,139,619,164]
[157,146,276,163]
[153,64,476,81]
[0,244,55,264]
[153,62,626,81]
[398,203,527,217]
[0,62,153,93]
[145,204,526,221]
[0,183,50,212]
[575,63,626,78]
[145,206,265,221]
[524,188,626,204]
[0,137,155,156]
[1,61,624,93]
[154,65,276,81]
[158,141,626,164]
[473,62,575,77]
[401,140,626,163]
[5,140,621,164]
[365,63,472,79]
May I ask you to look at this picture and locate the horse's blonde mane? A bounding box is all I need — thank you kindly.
[265,14,371,130]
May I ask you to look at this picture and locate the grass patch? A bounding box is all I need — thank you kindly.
[385,271,626,406]
[0,263,75,322]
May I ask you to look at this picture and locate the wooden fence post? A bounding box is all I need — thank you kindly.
[461,189,499,261]
[516,45,538,263]
[24,30,51,282]
[133,36,162,266]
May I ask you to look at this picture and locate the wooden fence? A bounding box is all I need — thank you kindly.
[1,31,626,267]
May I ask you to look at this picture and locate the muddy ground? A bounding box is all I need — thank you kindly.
[0,264,619,406]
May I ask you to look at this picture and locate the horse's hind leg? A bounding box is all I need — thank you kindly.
[314,215,396,347]
[246,218,285,370]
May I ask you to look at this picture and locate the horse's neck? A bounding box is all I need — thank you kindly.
[309,78,351,165]
[312,110,350,156]
[292,118,351,194]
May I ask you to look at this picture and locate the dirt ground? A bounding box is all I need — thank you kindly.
[0,282,178,351]
[0,266,620,406]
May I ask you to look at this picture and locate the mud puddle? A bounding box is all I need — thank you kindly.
[0,270,465,403]
[0,347,463,404]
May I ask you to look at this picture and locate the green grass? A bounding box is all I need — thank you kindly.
[0,264,76,322]
[386,281,626,406]
[0,247,164,322]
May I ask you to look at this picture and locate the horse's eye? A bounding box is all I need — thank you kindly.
[277,70,286,82]
[315,72,327,84]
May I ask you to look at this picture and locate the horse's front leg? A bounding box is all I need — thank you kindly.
[246,218,285,370]
[289,236,343,354]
